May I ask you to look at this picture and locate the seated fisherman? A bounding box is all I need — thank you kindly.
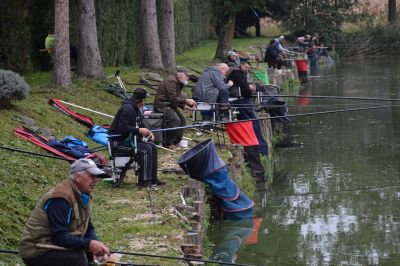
[192,63,234,120]
[227,61,268,157]
[153,68,197,149]
[224,50,241,68]
[19,158,109,266]
[264,39,283,70]
[109,88,165,187]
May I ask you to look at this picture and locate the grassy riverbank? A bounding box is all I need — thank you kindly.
[0,37,271,265]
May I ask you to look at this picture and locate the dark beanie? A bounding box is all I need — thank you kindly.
[133,88,148,100]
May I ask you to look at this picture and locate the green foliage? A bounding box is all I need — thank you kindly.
[265,0,358,42]
[0,0,215,72]
[0,70,30,107]
[0,0,32,73]
[338,23,400,55]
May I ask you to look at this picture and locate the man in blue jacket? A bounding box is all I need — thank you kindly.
[19,158,109,266]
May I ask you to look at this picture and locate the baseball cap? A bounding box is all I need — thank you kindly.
[70,158,105,176]
[133,88,149,100]
[176,66,190,75]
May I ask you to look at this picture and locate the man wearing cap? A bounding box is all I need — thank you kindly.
[153,68,197,149]
[19,158,109,266]
[109,88,165,187]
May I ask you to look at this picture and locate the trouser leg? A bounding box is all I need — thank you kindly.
[163,108,185,146]
[236,100,268,156]
[23,250,88,266]
[243,145,265,178]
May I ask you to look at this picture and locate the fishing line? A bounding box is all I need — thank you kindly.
[271,94,400,102]
[152,104,400,133]
[266,184,400,199]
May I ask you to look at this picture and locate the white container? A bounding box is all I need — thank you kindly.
[179,140,189,148]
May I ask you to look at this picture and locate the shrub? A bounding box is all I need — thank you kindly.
[0,69,30,108]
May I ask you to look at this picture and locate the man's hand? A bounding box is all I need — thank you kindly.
[227,80,234,87]
[185,98,197,108]
[249,84,256,94]
[138,128,152,137]
[89,240,110,257]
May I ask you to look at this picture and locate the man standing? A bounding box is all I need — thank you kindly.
[19,158,109,266]
[227,62,268,179]
[153,68,197,149]
[109,88,165,187]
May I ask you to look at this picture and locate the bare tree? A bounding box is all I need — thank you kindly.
[76,0,104,78]
[159,0,176,73]
[140,0,164,70]
[389,0,397,24]
[54,0,71,87]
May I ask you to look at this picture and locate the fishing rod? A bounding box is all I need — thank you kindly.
[109,250,253,266]
[266,184,400,199]
[0,145,73,162]
[152,104,400,133]
[0,145,111,169]
[270,95,400,102]
[0,249,253,266]
[178,54,205,72]
[0,249,154,266]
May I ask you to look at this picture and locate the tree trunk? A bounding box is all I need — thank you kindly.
[255,19,261,37]
[214,13,236,60]
[159,0,176,73]
[140,0,164,70]
[54,0,71,87]
[76,0,104,78]
[389,0,397,24]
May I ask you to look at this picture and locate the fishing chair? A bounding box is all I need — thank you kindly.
[192,102,217,123]
[107,133,140,188]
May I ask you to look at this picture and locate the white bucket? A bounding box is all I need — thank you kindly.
[179,140,189,148]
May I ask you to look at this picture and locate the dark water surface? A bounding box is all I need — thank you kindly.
[208,57,400,265]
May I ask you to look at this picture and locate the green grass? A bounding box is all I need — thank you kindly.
[0,37,275,264]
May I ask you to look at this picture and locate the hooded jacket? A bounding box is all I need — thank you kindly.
[109,98,144,141]
[192,66,231,103]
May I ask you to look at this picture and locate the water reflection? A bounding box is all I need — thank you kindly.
[208,57,400,265]
[209,219,262,264]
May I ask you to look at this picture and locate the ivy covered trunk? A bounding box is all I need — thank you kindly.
[160,0,176,73]
[141,0,164,70]
[214,13,236,60]
[54,0,71,87]
[76,0,104,78]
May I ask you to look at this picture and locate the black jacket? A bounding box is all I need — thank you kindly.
[227,68,252,99]
[109,98,143,141]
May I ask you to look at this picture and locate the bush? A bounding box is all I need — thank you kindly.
[0,69,30,108]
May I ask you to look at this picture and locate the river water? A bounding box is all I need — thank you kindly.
[208,57,400,265]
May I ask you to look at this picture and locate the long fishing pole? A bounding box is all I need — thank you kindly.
[0,249,253,266]
[267,184,400,199]
[271,94,400,102]
[109,250,253,266]
[0,146,110,169]
[0,145,73,162]
[152,104,399,133]
[0,249,154,266]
